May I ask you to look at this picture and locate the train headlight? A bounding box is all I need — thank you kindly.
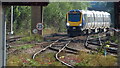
[79,24,82,26]
[67,23,70,26]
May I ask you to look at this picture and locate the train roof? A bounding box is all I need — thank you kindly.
[69,9,110,15]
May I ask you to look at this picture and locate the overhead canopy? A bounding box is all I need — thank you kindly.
[1,0,49,6]
[2,2,49,6]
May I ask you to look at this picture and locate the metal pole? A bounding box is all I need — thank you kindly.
[0,4,6,68]
[41,6,43,36]
[11,6,13,34]
[118,32,120,66]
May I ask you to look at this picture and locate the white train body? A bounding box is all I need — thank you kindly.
[81,10,111,30]
[66,9,111,36]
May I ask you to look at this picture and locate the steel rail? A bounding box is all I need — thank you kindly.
[55,39,74,68]
[32,37,65,59]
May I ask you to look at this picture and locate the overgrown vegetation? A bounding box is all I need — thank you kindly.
[75,51,117,66]
[43,28,58,35]
[110,36,119,44]
[7,51,117,66]
[7,53,67,67]
[43,2,90,32]
[20,34,43,42]
[6,6,31,34]
[12,44,35,50]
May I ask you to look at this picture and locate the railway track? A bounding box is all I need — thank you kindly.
[7,32,118,67]
[6,35,25,48]
[32,32,118,67]
[84,32,118,54]
[32,37,80,68]
[7,36,24,43]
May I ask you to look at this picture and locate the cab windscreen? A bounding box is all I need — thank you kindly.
[68,12,81,22]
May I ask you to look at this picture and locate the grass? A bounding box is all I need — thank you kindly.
[15,30,31,36]
[15,27,58,36]
[20,34,43,42]
[43,28,57,36]
[7,51,117,67]
[11,44,35,50]
[7,31,118,67]
[7,53,31,66]
[7,53,41,66]
[17,44,35,49]
[35,53,65,66]
[7,53,67,67]
[75,51,117,66]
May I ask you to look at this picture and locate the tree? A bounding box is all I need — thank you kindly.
[6,6,31,34]
[43,2,90,32]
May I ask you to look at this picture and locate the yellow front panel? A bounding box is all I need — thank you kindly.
[67,13,82,26]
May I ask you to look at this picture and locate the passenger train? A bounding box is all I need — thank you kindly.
[66,9,111,36]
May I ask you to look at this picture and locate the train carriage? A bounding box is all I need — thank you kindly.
[66,9,111,36]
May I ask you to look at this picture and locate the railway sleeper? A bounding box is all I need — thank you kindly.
[49,47,59,51]
[107,50,117,54]
[49,47,78,54]
[7,39,20,43]
[85,45,117,54]
[87,41,118,48]
[108,43,118,47]
[52,45,64,47]
[65,50,78,54]
[88,38,106,42]
[66,46,79,52]
[106,47,117,51]
[87,41,101,46]
[87,42,117,49]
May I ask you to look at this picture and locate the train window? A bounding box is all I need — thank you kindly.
[88,17,90,23]
[99,15,103,22]
[84,14,88,23]
[91,16,94,22]
[108,15,111,23]
[101,14,104,22]
[104,15,108,22]
[104,16,106,22]
[84,14,94,23]
[94,14,98,22]
[87,14,92,23]
[68,13,81,22]
[95,14,99,22]
[90,15,94,23]
[98,14,102,22]
[103,14,105,22]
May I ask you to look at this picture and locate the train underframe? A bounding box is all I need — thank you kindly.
[67,26,109,37]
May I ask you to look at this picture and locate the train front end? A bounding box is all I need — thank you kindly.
[66,10,82,36]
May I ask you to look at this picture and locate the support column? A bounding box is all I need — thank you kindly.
[31,6,43,35]
[10,6,13,34]
[114,2,120,29]
[0,4,6,68]
[116,1,120,66]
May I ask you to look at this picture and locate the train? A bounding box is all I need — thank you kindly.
[66,9,111,36]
